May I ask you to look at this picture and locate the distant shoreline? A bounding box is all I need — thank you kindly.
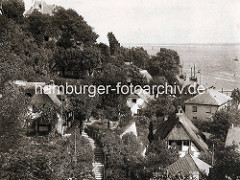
[122,43,240,47]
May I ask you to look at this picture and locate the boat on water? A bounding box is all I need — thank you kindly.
[189,64,197,82]
[233,57,239,61]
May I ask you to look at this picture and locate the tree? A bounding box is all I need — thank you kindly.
[34,102,57,125]
[129,47,151,69]
[52,8,98,48]
[107,32,120,56]
[142,96,175,119]
[100,130,145,179]
[0,82,29,153]
[209,110,233,146]
[145,139,179,177]
[148,48,180,84]
[1,131,95,179]
[68,92,100,121]
[1,0,25,20]
[100,131,126,179]
[27,10,59,45]
[231,88,240,110]
[209,145,240,180]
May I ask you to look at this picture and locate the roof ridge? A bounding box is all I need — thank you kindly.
[178,114,208,152]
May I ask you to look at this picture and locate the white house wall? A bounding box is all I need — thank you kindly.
[185,104,218,122]
[127,98,146,116]
[55,113,65,135]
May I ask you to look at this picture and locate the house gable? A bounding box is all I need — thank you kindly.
[166,123,191,141]
[120,121,137,138]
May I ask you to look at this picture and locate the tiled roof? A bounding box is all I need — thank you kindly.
[167,154,211,176]
[168,154,199,176]
[184,88,232,106]
[155,113,208,152]
[225,126,240,149]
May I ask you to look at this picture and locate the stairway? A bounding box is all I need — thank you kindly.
[82,131,104,180]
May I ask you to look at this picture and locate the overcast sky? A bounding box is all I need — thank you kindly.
[24,0,240,45]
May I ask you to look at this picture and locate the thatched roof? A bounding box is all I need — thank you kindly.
[155,113,208,152]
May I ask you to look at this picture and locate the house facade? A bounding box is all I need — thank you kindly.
[13,81,74,136]
[25,0,57,16]
[185,88,232,121]
[126,89,154,116]
[154,112,209,157]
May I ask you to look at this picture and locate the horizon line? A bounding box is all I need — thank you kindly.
[121,42,240,46]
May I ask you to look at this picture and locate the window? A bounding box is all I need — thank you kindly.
[169,140,182,151]
[183,141,190,146]
[137,109,142,115]
[192,106,197,112]
[193,117,197,120]
[206,106,211,113]
[132,99,137,103]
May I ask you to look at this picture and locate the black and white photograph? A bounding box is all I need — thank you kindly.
[1,0,240,179]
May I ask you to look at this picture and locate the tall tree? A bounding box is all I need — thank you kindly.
[53,8,98,48]
[145,139,179,175]
[129,47,151,69]
[231,88,240,110]
[107,32,120,56]
[142,96,175,119]
[148,48,180,84]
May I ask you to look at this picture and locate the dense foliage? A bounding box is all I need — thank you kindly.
[0,0,185,179]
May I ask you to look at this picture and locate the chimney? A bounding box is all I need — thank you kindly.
[176,106,184,115]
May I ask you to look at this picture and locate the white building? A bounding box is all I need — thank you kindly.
[25,0,57,16]
[126,89,154,116]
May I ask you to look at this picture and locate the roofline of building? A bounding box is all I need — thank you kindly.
[184,100,231,107]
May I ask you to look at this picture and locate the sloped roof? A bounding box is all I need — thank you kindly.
[29,84,66,110]
[119,119,137,138]
[167,154,211,176]
[225,126,240,149]
[185,88,232,106]
[139,69,153,82]
[135,88,154,104]
[128,94,139,99]
[42,85,63,107]
[25,1,56,16]
[155,113,208,152]
[13,80,46,89]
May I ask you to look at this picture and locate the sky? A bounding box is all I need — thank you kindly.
[24,0,240,45]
